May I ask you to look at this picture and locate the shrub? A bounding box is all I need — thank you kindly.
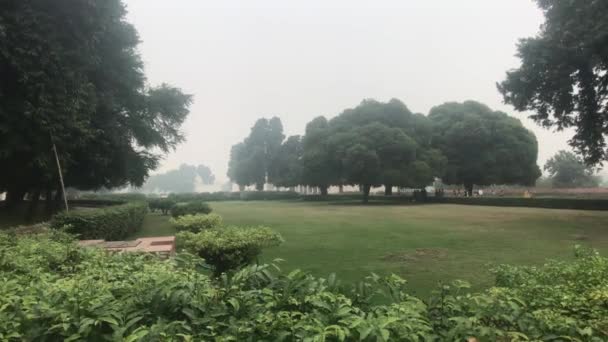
[148,198,176,215]
[170,201,212,218]
[170,213,223,233]
[1,231,608,340]
[50,202,147,240]
[78,192,148,202]
[429,196,608,210]
[168,191,300,202]
[177,226,283,275]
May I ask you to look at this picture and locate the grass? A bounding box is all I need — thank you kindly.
[133,201,608,296]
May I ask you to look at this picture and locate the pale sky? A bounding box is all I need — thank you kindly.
[126,0,581,184]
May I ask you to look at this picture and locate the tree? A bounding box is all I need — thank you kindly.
[0,0,191,210]
[227,117,285,191]
[544,151,600,188]
[301,117,340,195]
[325,99,445,198]
[498,0,608,165]
[429,101,541,196]
[196,165,216,185]
[270,135,303,189]
[141,164,215,193]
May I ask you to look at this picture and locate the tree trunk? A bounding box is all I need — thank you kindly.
[26,189,42,221]
[256,182,264,191]
[362,184,371,203]
[464,182,474,197]
[320,185,328,196]
[338,185,344,193]
[384,185,393,196]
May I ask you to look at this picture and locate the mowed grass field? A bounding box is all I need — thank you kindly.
[135,201,608,295]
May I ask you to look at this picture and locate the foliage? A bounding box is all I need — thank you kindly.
[170,213,223,233]
[269,135,304,189]
[429,101,542,195]
[302,99,446,201]
[51,202,148,240]
[430,196,608,210]
[1,231,608,340]
[78,193,148,202]
[544,150,601,188]
[228,117,285,190]
[168,191,300,202]
[498,0,608,165]
[0,0,191,206]
[148,198,177,215]
[170,201,212,218]
[177,226,283,275]
[301,116,341,195]
[141,164,215,193]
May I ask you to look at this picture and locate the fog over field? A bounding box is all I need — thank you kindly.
[125,0,591,183]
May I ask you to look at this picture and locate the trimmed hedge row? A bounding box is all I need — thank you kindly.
[77,192,148,202]
[67,199,125,208]
[168,191,300,202]
[429,196,608,210]
[170,201,212,218]
[51,202,148,240]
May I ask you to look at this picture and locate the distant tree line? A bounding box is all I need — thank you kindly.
[228,99,542,201]
[141,164,215,194]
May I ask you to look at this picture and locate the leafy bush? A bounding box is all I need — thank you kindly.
[430,196,608,210]
[170,213,223,233]
[168,191,300,202]
[148,198,176,215]
[50,202,147,240]
[67,199,125,208]
[177,226,283,275]
[1,231,608,340]
[78,192,148,202]
[170,201,212,218]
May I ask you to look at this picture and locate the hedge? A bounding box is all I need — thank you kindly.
[51,202,148,240]
[429,196,608,210]
[77,193,148,202]
[170,213,223,233]
[2,231,608,340]
[168,191,300,202]
[170,201,212,218]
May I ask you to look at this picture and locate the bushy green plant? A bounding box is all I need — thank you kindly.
[170,201,212,218]
[50,202,147,240]
[79,193,148,202]
[430,197,608,210]
[177,226,283,275]
[1,231,608,340]
[148,198,176,215]
[167,191,300,202]
[169,213,223,233]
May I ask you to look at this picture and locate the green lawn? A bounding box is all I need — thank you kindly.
[134,201,608,296]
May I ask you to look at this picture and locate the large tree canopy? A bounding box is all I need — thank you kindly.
[227,117,285,190]
[429,101,541,195]
[301,99,446,200]
[544,150,600,188]
[498,0,608,165]
[0,0,191,206]
[269,135,303,189]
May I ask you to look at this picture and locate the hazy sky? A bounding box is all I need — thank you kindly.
[126,0,579,183]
